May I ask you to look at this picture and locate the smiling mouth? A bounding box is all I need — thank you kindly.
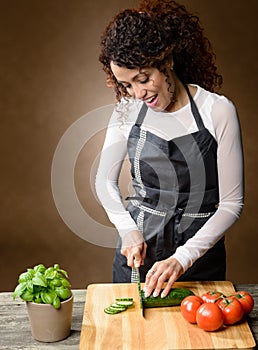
[145,94,158,107]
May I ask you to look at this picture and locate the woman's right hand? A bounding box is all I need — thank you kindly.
[121,230,147,268]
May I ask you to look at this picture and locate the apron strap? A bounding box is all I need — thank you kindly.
[135,86,205,131]
[184,84,205,130]
[135,102,148,126]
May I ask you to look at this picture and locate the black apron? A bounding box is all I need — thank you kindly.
[113,85,226,282]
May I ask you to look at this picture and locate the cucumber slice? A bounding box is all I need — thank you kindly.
[110,303,127,311]
[104,306,122,315]
[104,297,135,314]
[115,297,134,302]
[116,300,134,307]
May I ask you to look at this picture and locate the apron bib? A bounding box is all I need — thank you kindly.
[113,85,226,283]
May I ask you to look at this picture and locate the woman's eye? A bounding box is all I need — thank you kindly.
[139,77,149,84]
[120,83,131,89]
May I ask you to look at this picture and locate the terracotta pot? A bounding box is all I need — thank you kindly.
[26,294,74,342]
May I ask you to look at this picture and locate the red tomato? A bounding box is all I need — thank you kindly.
[181,295,203,323]
[196,303,224,331]
[231,291,254,314]
[217,297,244,325]
[201,290,224,303]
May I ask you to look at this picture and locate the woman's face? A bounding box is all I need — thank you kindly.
[110,61,174,112]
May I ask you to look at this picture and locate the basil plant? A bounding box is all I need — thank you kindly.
[13,263,72,309]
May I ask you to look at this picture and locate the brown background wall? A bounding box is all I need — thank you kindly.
[1,0,257,292]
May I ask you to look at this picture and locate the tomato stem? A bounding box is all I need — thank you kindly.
[214,295,225,303]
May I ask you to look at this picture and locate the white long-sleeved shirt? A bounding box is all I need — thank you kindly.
[95,85,244,272]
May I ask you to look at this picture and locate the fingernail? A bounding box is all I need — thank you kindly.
[161,291,165,298]
[153,290,159,297]
[145,290,150,298]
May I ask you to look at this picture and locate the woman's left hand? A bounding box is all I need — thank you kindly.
[144,257,184,298]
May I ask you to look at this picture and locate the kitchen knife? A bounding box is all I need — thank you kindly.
[132,265,145,317]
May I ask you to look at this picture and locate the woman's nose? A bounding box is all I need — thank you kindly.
[133,86,147,100]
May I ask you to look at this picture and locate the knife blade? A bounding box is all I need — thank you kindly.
[132,265,145,317]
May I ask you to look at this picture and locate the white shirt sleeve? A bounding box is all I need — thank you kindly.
[172,97,244,271]
[95,104,140,236]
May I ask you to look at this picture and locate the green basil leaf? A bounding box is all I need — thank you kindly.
[32,273,47,287]
[49,278,62,287]
[18,272,31,283]
[33,264,46,273]
[53,264,69,278]
[41,291,54,305]
[45,268,57,280]
[59,269,69,278]
[61,279,71,288]
[20,290,34,302]
[55,287,72,300]
[13,282,27,299]
[53,296,61,309]
[27,268,35,277]
[26,280,34,293]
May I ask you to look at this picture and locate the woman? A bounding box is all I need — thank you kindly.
[96,0,244,298]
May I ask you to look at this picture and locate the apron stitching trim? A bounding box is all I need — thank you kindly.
[131,200,213,218]
[136,210,144,232]
[134,129,147,198]
[131,200,167,216]
[131,209,145,282]
[182,212,213,218]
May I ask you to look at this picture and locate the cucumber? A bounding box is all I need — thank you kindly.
[141,288,194,308]
[104,306,122,314]
[104,299,134,315]
[116,300,134,307]
[110,303,128,311]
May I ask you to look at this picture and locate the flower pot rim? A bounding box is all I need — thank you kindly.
[26,293,74,307]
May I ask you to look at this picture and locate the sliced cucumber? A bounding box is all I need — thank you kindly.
[116,300,134,307]
[110,303,127,311]
[104,298,134,315]
[104,306,123,315]
[115,297,134,302]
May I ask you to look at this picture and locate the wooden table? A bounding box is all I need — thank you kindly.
[0,285,257,349]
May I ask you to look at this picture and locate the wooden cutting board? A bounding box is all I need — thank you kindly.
[80,281,256,349]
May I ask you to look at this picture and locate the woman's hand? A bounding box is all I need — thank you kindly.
[144,257,184,298]
[121,230,147,268]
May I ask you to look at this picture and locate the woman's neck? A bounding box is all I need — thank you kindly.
[166,77,197,112]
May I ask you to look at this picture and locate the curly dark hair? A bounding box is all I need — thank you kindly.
[99,0,222,102]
